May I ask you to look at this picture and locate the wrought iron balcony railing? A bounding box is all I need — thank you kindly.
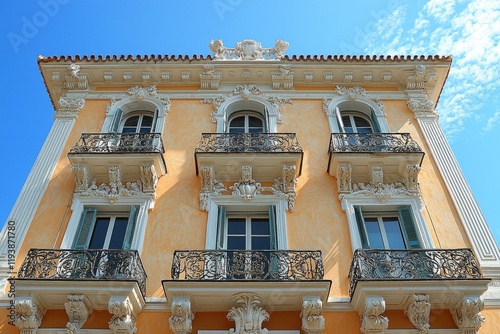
[349,248,483,297]
[17,249,147,296]
[171,250,323,280]
[329,133,423,153]
[195,133,303,153]
[69,133,164,154]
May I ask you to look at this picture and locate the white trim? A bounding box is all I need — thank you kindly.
[199,331,299,334]
[204,196,288,250]
[325,95,389,133]
[341,195,433,252]
[60,195,152,254]
[416,117,500,275]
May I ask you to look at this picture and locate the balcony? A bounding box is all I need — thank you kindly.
[327,133,425,190]
[195,133,303,183]
[163,250,331,311]
[349,248,490,311]
[68,133,167,187]
[14,248,146,310]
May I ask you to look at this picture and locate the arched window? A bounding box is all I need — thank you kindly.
[228,112,265,133]
[341,113,373,134]
[122,113,154,133]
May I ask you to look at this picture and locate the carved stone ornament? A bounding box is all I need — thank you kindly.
[340,182,418,202]
[65,294,92,334]
[404,294,430,334]
[272,64,294,90]
[371,166,384,185]
[301,297,325,334]
[201,85,292,124]
[72,165,90,192]
[108,296,137,334]
[14,297,45,333]
[57,97,86,115]
[337,164,352,193]
[452,296,485,334]
[406,64,426,90]
[360,297,389,334]
[199,165,227,211]
[127,85,171,110]
[200,64,221,90]
[403,164,421,193]
[335,86,366,100]
[230,166,263,201]
[169,297,195,334]
[141,164,158,193]
[209,38,289,60]
[227,293,270,334]
[407,98,436,118]
[272,165,298,212]
[64,63,88,90]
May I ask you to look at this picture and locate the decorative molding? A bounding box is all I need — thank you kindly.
[405,64,436,90]
[403,164,421,193]
[209,39,289,60]
[227,293,269,334]
[407,98,437,118]
[360,296,388,334]
[199,165,226,211]
[141,164,158,193]
[272,64,294,90]
[72,165,90,192]
[301,296,325,334]
[334,86,366,99]
[127,85,171,110]
[404,294,430,334]
[340,182,419,202]
[371,165,384,185]
[272,165,298,212]
[200,64,221,90]
[337,164,352,193]
[169,297,194,334]
[230,166,263,201]
[108,296,137,334]
[452,296,485,334]
[78,179,148,203]
[65,294,92,334]
[322,98,333,116]
[64,63,88,90]
[14,296,45,333]
[57,97,85,116]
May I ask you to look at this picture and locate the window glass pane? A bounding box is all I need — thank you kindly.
[229,128,245,133]
[354,116,371,127]
[230,116,245,127]
[227,236,245,250]
[89,218,110,249]
[108,217,129,249]
[252,236,270,250]
[342,116,352,127]
[365,218,384,249]
[251,219,270,235]
[121,127,136,133]
[383,218,406,249]
[357,127,373,134]
[124,116,139,126]
[248,127,264,133]
[141,116,153,126]
[139,126,152,133]
[228,219,246,234]
[248,116,263,127]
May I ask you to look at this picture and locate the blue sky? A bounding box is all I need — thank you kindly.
[1,0,499,246]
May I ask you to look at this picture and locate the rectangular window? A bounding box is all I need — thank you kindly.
[355,206,421,249]
[73,206,138,250]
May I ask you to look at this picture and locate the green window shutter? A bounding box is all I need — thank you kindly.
[216,206,226,250]
[370,108,381,133]
[354,206,369,249]
[110,108,123,133]
[122,206,139,250]
[73,208,97,249]
[398,206,421,249]
[268,205,277,250]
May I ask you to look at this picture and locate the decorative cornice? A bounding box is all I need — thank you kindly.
[209,39,289,60]
[335,86,366,99]
[407,98,437,118]
[340,182,419,202]
[127,85,171,110]
[64,63,88,90]
[199,64,221,90]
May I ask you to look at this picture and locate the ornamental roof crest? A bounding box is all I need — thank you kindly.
[209,39,289,60]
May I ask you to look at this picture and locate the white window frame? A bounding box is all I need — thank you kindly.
[227,112,266,133]
[61,195,153,254]
[362,213,406,249]
[340,195,434,252]
[89,214,129,249]
[121,112,155,133]
[205,196,288,250]
[225,213,272,250]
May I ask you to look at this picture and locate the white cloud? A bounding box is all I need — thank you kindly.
[483,111,500,132]
[363,0,500,136]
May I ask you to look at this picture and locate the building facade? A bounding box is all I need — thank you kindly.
[1,39,499,333]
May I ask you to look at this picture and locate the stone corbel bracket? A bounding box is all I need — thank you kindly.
[227,293,269,334]
[65,294,92,334]
[200,64,221,90]
[14,296,45,333]
[360,296,389,334]
[169,296,195,334]
[272,64,294,90]
[404,294,430,334]
[199,165,227,211]
[272,164,298,212]
[301,296,325,334]
[64,63,89,91]
[108,295,137,334]
[452,296,485,334]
